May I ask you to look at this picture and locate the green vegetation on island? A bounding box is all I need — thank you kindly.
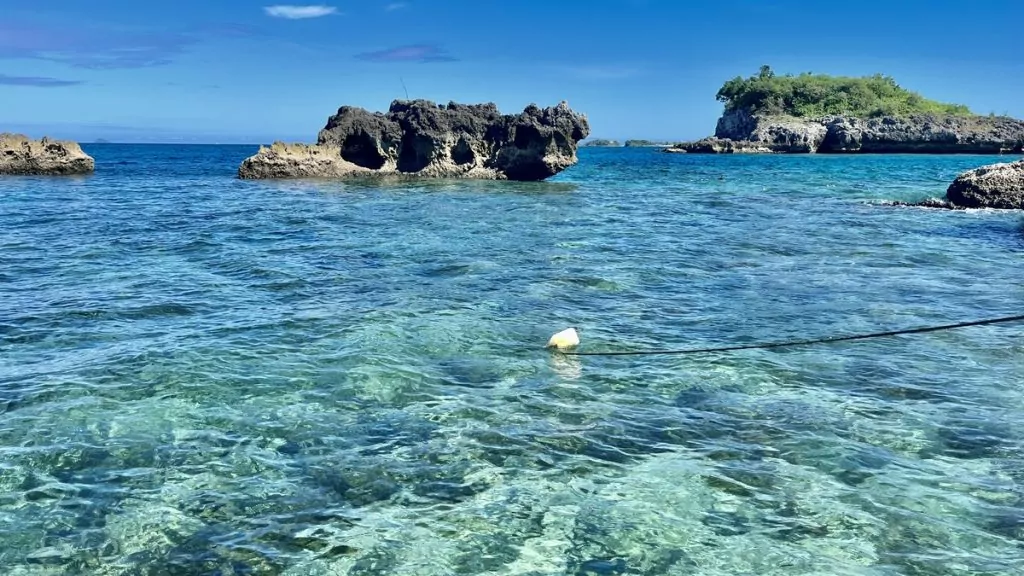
[624,140,673,147]
[715,65,973,118]
[581,139,678,148]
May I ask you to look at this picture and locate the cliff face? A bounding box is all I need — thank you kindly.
[0,133,95,175]
[820,115,1024,153]
[673,109,1024,154]
[239,100,589,181]
[714,110,827,153]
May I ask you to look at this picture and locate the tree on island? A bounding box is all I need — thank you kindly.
[715,65,972,118]
[582,139,621,147]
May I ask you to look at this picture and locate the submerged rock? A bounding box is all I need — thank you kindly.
[0,133,95,175]
[945,159,1024,209]
[238,100,589,181]
[879,198,959,210]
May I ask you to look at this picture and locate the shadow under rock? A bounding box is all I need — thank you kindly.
[253,177,580,195]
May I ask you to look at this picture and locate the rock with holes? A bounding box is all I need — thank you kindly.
[945,159,1024,209]
[237,99,589,181]
[0,133,95,175]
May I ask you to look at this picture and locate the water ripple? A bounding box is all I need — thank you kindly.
[2,146,1024,573]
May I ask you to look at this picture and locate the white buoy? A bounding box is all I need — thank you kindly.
[547,327,580,350]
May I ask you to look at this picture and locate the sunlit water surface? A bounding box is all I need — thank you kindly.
[2,145,1024,575]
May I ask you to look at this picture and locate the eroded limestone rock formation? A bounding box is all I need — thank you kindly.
[0,133,95,175]
[239,100,589,181]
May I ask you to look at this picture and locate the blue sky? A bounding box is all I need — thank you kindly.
[1,0,1022,143]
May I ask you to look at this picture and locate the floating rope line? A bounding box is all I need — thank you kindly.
[557,313,1024,357]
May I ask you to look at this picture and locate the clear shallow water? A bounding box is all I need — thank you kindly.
[2,145,1024,575]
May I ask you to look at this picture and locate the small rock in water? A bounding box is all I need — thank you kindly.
[946,159,1024,209]
[547,327,580,350]
[0,133,95,175]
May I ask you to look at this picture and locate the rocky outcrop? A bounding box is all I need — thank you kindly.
[715,109,827,153]
[668,137,774,154]
[684,109,1024,154]
[821,115,1024,153]
[885,159,1024,210]
[239,100,589,181]
[945,159,1024,209]
[714,109,762,142]
[0,133,95,175]
[237,142,360,180]
[670,110,831,154]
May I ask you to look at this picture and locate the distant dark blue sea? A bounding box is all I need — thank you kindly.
[2,144,1024,574]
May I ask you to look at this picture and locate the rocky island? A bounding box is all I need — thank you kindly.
[582,139,621,147]
[0,133,95,175]
[624,140,675,148]
[670,67,1024,155]
[239,100,589,181]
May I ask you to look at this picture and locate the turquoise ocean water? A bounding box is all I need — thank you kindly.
[2,145,1024,575]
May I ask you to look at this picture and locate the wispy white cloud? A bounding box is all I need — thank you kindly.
[386,2,409,11]
[264,5,338,19]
